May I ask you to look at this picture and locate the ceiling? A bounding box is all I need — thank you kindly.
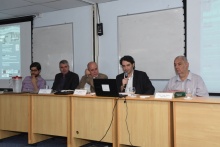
[0,0,117,20]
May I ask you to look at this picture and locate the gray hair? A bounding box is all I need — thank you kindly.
[59,60,69,65]
[175,56,188,63]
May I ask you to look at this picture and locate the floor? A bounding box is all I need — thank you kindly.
[0,133,67,147]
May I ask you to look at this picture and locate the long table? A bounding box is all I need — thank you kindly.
[0,94,29,139]
[1,94,220,147]
[173,97,220,147]
[117,98,172,147]
[72,96,117,146]
[30,94,71,145]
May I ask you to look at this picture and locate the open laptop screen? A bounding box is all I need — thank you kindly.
[94,79,119,97]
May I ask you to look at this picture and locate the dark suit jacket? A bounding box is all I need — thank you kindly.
[116,70,155,95]
[52,71,79,91]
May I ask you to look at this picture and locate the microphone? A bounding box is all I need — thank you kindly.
[123,72,128,91]
[125,72,128,78]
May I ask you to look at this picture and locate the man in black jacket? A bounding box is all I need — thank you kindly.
[52,60,79,91]
[116,55,155,95]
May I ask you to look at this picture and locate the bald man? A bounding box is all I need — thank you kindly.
[164,55,209,97]
[77,62,108,92]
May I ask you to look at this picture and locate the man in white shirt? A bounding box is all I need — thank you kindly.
[116,55,155,94]
[164,55,209,97]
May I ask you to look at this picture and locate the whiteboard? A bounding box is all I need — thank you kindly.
[118,8,184,79]
[33,23,73,80]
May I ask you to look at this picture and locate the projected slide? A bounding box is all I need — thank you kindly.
[187,0,220,93]
[0,25,21,79]
[201,1,220,92]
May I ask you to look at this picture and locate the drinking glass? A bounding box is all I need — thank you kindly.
[129,87,136,97]
[185,88,192,99]
[45,85,49,89]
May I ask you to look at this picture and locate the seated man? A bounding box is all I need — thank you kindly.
[116,55,155,94]
[22,62,46,93]
[52,60,79,91]
[77,62,108,92]
[164,55,209,97]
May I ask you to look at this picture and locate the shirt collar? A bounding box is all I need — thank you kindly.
[130,71,134,79]
[176,71,192,81]
[63,71,70,77]
[124,71,134,78]
[93,75,98,79]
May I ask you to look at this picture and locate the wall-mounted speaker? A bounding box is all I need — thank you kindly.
[97,23,103,36]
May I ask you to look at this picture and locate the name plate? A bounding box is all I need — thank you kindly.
[38,89,52,94]
[74,89,87,95]
[155,92,173,99]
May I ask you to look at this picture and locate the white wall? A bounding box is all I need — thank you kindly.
[33,0,183,92]
[33,6,93,88]
[98,0,183,92]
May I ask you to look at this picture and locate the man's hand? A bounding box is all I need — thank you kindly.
[120,77,129,92]
[122,78,128,86]
[85,69,91,77]
[31,75,39,92]
[31,75,37,84]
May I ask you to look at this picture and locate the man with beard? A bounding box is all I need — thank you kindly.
[116,55,155,94]
[21,62,46,93]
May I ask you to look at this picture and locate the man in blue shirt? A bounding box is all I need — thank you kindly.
[164,56,209,97]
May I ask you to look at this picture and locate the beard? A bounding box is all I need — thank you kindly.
[31,74,39,77]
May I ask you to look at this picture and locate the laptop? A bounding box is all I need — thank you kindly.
[94,79,120,97]
[0,88,13,92]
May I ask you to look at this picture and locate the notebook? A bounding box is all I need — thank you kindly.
[93,79,120,97]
